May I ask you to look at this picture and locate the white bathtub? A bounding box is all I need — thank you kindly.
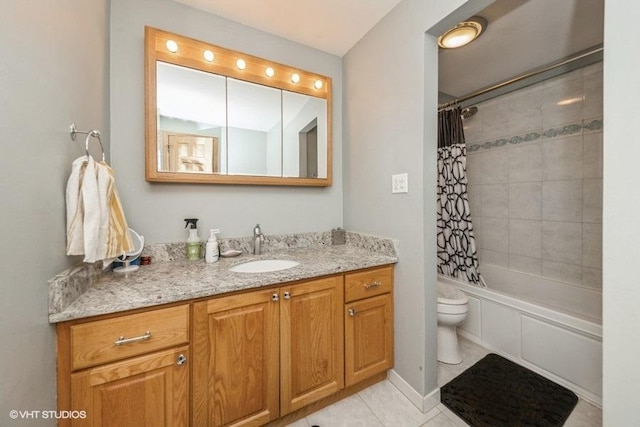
[439,265,602,406]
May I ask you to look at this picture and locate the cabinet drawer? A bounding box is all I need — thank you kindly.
[344,266,393,303]
[70,305,189,370]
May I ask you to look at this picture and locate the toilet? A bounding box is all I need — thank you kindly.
[437,282,469,364]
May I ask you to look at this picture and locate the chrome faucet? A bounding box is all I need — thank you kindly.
[253,224,265,255]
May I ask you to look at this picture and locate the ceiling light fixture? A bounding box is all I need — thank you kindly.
[291,73,300,84]
[265,67,275,77]
[236,59,247,70]
[438,16,487,49]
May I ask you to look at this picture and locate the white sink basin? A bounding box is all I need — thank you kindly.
[230,259,299,273]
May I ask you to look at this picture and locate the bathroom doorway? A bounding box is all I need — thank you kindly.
[434,0,604,409]
[298,118,318,178]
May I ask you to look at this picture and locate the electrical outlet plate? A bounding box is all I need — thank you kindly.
[392,173,408,193]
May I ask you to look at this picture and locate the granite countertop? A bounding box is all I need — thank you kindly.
[49,232,398,323]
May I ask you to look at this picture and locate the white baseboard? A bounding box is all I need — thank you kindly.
[422,387,441,413]
[387,369,441,413]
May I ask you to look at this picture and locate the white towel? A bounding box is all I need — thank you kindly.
[66,156,133,266]
[66,157,88,256]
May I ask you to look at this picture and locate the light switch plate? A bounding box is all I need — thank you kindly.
[392,173,408,193]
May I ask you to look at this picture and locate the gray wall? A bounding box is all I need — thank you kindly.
[603,1,640,424]
[110,0,343,242]
[343,0,486,399]
[0,0,109,423]
[6,0,639,423]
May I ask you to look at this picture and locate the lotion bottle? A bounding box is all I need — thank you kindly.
[205,229,220,264]
[184,218,201,261]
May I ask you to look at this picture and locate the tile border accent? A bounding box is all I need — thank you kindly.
[468,118,603,153]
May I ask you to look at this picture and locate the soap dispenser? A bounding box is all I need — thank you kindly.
[184,218,201,261]
[205,229,220,264]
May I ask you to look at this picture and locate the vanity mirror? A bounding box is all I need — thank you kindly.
[145,27,332,186]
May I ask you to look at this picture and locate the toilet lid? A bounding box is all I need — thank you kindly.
[437,283,469,305]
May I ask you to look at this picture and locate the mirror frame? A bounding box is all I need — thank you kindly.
[145,27,332,186]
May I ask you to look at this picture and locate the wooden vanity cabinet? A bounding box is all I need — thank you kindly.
[57,265,393,426]
[192,276,344,427]
[344,266,394,387]
[57,304,190,427]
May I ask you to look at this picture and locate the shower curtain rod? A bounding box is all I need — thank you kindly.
[438,44,603,111]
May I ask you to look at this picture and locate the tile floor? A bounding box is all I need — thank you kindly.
[288,336,602,426]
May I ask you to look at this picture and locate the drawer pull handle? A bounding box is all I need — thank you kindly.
[364,281,382,289]
[272,293,279,302]
[348,308,357,317]
[114,331,152,346]
[176,354,187,365]
[283,291,291,300]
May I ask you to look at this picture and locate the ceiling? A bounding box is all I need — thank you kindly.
[172,0,604,98]
[172,0,404,57]
[438,0,604,99]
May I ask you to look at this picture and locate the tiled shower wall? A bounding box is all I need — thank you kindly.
[465,62,603,290]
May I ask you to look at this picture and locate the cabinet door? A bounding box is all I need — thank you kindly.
[345,293,394,387]
[280,276,344,415]
[70,346,189,427]
[193,290,279,427]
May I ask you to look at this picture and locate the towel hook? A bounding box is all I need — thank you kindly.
[70,123,105,162]
[84,131,105,162]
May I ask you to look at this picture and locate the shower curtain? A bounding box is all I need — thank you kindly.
[437,107,483,286]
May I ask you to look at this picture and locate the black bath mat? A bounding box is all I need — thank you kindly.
[441,354,578,427]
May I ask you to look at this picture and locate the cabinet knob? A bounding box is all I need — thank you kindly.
[176,354,187,365]
[348,308,357,317]
[272,293,279,302]
[283,291,291,300]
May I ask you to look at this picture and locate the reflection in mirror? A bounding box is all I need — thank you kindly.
[227,78,282,176]
[161,132,219,173]
[156,62,226,174]
[282,91,327,178]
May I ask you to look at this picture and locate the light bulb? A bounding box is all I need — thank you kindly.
[265,67,275,77]
[236,59,247,70]
[291,73,300,84]
[203,50,214,62]
[314,80,323,89]
[166,40,178,53]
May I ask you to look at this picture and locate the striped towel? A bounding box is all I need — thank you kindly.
[100,161,134,261]
[66,156,133,266]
